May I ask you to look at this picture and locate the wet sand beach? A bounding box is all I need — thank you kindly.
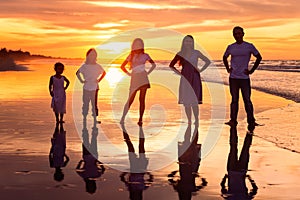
[1,77,300,199]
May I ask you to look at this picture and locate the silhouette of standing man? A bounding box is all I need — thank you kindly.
[223,26,262,132]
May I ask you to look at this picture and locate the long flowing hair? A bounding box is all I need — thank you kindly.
[129,38,144,69]
[85,48,97,64]
[179,35,194,66]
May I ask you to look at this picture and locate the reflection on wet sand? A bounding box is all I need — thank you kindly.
[168,124,207,200]
[49,122,69,182]
[76,119,105,194]
[220,126,258,199]
[120,124,153,200]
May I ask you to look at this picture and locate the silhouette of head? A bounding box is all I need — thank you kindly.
[85,48,97,64]
[54,168,64,182]
[131,38,144,54]
[85,179,97,194]
[54,62,64,74]
[233,26,244,44]
[181,35,195,52]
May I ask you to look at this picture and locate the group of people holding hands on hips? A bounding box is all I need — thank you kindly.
[49,26,262,132]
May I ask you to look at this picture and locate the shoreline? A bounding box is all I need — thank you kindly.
[0,79,298,154]
[0,81,300,199]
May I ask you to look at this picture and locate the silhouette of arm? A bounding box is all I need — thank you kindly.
[120,172,129,185]
[76,160,84,170]
[220,174,228,194]
[120,60,131,76]
[96,160,105,172]
[49,76,54,97]
[246,174,258,197]
[246,53,262,75]
[147,59,156,75]
[97,70,106,82]
[64,76,70,90]
[49,147,54,167]
[63,154,70,167]
[146,172,154,183]
[223,55,232,74]
[198,51,211,73]
[169,54,181,75]
[76,70,85,83]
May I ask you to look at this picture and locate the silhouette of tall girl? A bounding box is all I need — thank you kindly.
[120,38,156,126]
[169,35,210,125]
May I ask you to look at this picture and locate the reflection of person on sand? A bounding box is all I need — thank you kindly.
[119,38,156,126]
[49,62,70,123]
[49,122,69,182]
[223,26,262,132]
[169,35,210,125]
[168,124,207,200]
[76,48,106,124]
[120,124,153,200]
[220,126,258,199]
[76,123,105,194]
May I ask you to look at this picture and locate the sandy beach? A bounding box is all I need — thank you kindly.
[1,0,300,198]
[0,58,300,199]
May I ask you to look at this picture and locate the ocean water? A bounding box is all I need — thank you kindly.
[0,58,299,102]
[157,59,300,103]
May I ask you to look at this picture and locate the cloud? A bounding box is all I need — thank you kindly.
[83,1,199,10]
[163,20,232,30]
[94,20,129,28]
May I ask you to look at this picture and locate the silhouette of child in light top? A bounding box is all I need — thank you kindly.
[76,48,106,124]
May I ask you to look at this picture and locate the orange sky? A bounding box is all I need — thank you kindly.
[0,0,299,60]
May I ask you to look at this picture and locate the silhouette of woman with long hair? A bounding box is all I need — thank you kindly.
[169,35,210,125]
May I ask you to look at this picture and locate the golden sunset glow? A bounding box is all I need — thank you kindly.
[0,1,299,59]
[104,67,124,88]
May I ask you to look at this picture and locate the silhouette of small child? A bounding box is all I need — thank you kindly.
[49,62,70,123]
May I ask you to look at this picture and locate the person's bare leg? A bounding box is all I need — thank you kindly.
[184,105,192,124]
[138,88,147,126]
[192,105,199,125]
[120,90,137,124]
[55,113,59,123]
[60,113,64,123]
